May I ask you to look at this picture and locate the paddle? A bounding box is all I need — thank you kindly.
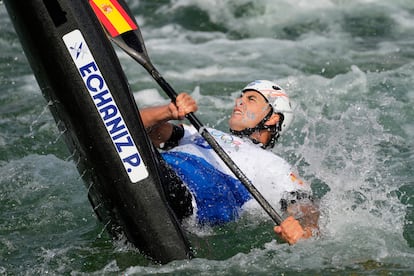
[89,0,283,226]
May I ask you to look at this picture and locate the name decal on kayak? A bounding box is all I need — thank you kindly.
[62,29,148,183]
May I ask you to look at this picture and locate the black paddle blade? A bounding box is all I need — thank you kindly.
[89,0,152,67]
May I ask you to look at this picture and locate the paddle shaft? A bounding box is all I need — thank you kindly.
[151,66,283,225]
[127,45,283,225]
[91,0,283,225]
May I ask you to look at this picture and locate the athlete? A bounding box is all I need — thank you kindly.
[140,80,319,245]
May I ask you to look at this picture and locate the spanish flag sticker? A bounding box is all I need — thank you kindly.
[90,0,137,37]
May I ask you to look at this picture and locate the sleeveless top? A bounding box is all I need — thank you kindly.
[162,125,309,226]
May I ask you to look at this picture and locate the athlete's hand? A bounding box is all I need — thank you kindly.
[273,216,312,245]
[168,93,198,120]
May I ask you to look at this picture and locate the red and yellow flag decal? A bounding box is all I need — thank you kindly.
[90,0,137,37]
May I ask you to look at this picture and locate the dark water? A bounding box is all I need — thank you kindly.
[1,0,414,274]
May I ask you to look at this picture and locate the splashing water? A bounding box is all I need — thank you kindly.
[1,0,413,274]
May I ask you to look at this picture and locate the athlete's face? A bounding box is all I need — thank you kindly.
[229,90,271,131]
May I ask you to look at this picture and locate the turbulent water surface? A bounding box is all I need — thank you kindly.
[1,0,414,274]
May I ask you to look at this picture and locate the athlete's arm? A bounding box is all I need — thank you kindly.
[274,198,320,245]
[140,93,197,148]
[140,93,197,127]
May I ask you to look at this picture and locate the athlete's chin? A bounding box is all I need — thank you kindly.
[228,118,244,131]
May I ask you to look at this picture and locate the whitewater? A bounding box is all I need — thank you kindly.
[1,0,413,274]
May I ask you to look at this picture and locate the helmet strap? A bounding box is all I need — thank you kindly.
[266,113,284,148]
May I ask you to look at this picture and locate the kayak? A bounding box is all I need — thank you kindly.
[3,0,192,264]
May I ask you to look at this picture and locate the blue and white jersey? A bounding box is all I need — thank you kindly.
[162,125,309,226]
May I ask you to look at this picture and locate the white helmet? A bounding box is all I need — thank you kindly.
[242,80,294,134]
